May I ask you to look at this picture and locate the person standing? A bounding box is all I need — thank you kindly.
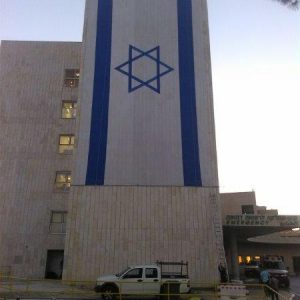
[260,268,270,297]
[218,263,229,283]
[269,276,279,300]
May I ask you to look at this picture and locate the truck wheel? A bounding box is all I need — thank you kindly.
[101,285,118,300]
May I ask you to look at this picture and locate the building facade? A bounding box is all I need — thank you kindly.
[221,192,300,278]
[0,41,81,278]
[0,0,224,282]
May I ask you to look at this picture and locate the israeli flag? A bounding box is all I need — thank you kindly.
[74,0,218,187]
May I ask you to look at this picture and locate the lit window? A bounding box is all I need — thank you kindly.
[62,101,77,119]
[64,69,80,88]
[254,256,261,260]
[55,171,71,191]
[59,135,75,154]
[49,211,67,234]
[238,256,243,265]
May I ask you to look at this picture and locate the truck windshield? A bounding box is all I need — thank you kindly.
[116,267,130,277]
[264,261,286,270]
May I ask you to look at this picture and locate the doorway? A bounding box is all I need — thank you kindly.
[293,257,300,274]
[45,250,64,279]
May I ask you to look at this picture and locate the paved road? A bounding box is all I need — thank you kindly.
[290,276,300,300]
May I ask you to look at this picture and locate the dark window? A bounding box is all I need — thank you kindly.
[242,205,254,214]
[263,261,286,270]
[145,268,158,278]
[49,211,67,234]
[64,69,80,88]
[123,268,143,279]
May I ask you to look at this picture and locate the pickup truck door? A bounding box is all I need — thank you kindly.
[143,268,161,296]
[120,268,144,295]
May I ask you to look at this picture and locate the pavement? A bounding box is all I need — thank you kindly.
[290,276,300,300]
[0,279,96,298]
[247,275,300,300]
[0,277,299,300]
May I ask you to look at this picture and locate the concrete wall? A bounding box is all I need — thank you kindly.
[220,192,278,220]
[0,41,81,278]
[74,0,219,187]
[65,0,224,282]
[220,192,257,220]
[63,186,221,282]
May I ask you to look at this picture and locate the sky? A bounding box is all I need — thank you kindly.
[0,0,299,214]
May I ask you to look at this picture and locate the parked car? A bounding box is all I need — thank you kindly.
[261,255,290,288]
[94,261,190,299]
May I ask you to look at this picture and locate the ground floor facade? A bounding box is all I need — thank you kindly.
[63,186,224,282]
[3,188,300,282]
[0,186,225,283]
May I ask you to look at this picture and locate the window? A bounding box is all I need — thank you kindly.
[64,69,80,88]
[123,268,143,279]
[62,101,77,119]
[55,171,71,191]
[145,268,158,279]
[59,135,75,154]
[116,267,130,277]
[241,205,254,215]
[49,211,67,234]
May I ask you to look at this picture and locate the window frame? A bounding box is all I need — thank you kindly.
[49,211,68,234]
[54,171,72,192]
[61,100,77,119]
[145,268,158,279]
[58,134,75,154]
[64,69,80,88]
[122,268,143,279]
[241,205,255,215]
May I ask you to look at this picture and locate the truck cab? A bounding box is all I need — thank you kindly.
[95,262,190,299]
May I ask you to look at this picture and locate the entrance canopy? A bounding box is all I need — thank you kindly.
[223,214,300,241]
[223,214,300,280]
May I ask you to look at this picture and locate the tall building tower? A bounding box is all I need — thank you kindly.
[63,0,224,281]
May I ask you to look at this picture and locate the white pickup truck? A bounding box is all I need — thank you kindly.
[95,261,190,299]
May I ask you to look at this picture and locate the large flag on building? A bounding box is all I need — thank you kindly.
[74,0,218,187]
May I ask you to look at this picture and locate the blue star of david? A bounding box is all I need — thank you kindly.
[115,45,174,94]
